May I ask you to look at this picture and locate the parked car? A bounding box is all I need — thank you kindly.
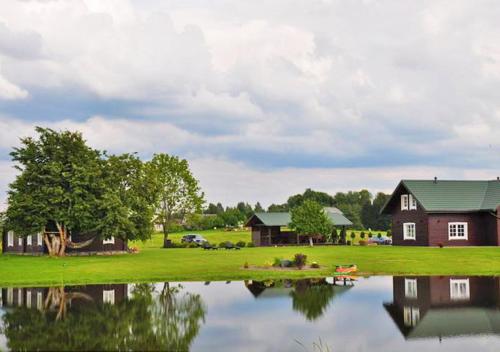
[181,234,207,245]
[368,236,392,245]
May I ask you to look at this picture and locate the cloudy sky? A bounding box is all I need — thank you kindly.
[0,0,500,207]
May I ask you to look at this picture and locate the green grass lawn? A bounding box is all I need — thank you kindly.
[1,229,500,287]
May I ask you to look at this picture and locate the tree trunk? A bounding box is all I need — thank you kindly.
[43,234,55,256]
[55,221,67,256]
[162,220,170,248]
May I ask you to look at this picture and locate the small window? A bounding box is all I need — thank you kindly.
[409,194,417,210]
[27,235,32,246]
[26,290,32,309]
[7,231,14,247]
[37,232,43,246]
[37,292,43,311]
[18,236,23,246]
[103,236,115,245]
[103,290,115,305]
[403,223,416,240]
[401,195,409,210]
[450,279,470,300]
[405,278,418,298]
[448,222,468,240]
[403,306,420,327]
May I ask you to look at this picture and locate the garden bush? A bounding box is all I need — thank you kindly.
[350,232,356,240]
[293,253,307,270]
[247,242,255,247]
[187,242,198,248]
[377,233,382,239]
[280,259,293,268]
[219,241,228,248]
[273,257,282,267]
[368,232,373,238]
[236,241,246,248]
[360,231,365,239]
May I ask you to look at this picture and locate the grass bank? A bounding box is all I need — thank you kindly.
[1,230,500,286]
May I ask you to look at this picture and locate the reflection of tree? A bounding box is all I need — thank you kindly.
[1,283,206,351]
[290,279,336,321]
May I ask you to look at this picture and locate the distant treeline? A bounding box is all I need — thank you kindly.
[186,188,390,231]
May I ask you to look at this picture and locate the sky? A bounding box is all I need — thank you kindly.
[0,0,500,208]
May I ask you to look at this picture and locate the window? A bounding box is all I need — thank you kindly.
[403,306,420,327]
[37,232,43,246]
[103,236,115,245]
[401,194,409,210]
[405,278,418,298]
[450,279,470,300]
[448,222,468,240]
[7,231,14,247]
[26,291,32,309]
[409,194,417,210]
[37,292,43,311]
[27,235,32,246]
[103,290,115,304]
[403,223,416,240]
[18,236,23,246]
[7,288,13,305]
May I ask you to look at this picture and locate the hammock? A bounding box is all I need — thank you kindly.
[66,237,95,249]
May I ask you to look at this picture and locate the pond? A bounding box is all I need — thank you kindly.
[1,276,500,351]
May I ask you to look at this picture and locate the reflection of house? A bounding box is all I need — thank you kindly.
[381,179,500,246]
[384,276,500,339]
[0,284,128,310]
[245,208,352,246]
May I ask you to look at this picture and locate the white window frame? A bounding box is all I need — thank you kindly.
[403,223,416,240]
[37,232,43,246]
[7,231,14,247]
[26,290,32,309]
[448,222,468,240]
[405,278,418,298]
[450,278,470,300]
[401,194,409,210]
[27,235,32,246]
[403,306,420,327]
[103,289,115,304]
[409,194,417,210]
[103,236,115,245]
[18,236,23,246]
[37,291,43,311]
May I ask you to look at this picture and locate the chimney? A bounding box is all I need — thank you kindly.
[433,176,438,184]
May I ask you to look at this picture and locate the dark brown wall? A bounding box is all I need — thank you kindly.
[427,213,494,246]
[2,232,25,254]
[390,185,429,246]
[66,233,128,253]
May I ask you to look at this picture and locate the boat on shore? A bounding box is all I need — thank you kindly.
[334,264,357,275]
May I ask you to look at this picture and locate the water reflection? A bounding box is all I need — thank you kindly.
[384,276,500,340]
[1,276,500,351]
[245,277,354,321]
[0,283,205,351]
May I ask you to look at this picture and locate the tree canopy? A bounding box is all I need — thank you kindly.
[290,200,333,237]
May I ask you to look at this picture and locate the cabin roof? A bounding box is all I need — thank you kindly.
[245,207,353,227]
[381,179,500,213]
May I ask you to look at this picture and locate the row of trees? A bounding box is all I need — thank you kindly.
[5,127,204,256]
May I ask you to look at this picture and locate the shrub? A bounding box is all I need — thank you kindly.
[438,242,444,248]
[219,241,228,248]
[236,241,246,248]
[310,261,320,268]
[346,240,352,246]
[368,232,373,238]
[359,240,367,246]
[360,231,365,239]
[350,232,356,240]
[273,257,282,267]
[280,259,293,268]
[293,253,307,269]
[187,242,198,248]
[377,233,382,239]
[247,242,255,247]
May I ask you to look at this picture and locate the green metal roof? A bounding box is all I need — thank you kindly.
[248,207,352,227]
[384,180,500,212]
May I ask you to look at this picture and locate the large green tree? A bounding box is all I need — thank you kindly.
[290,200,333,240]
[147,153,204,247]
[5,128,154,256]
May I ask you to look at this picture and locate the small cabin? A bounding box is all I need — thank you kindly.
[245,207,352,246]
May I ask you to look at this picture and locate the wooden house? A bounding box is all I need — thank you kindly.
[2,230,127,255]
[384,276,500,339]
[381,179,500,246]
[245,207,352,246]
